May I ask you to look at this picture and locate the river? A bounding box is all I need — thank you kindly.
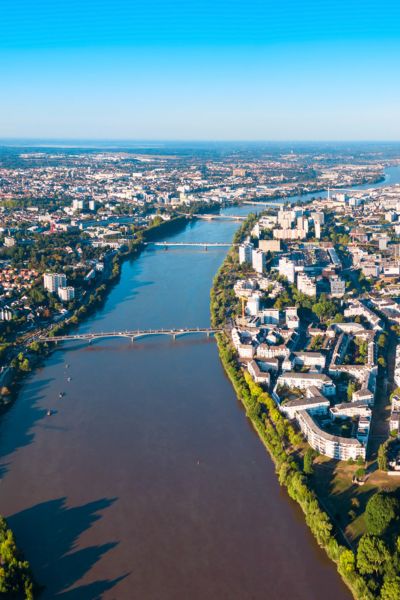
[2,168,400,599]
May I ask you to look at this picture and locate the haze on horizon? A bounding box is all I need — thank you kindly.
[1,0,400,141]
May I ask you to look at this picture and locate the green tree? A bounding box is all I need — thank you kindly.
[378,334,387,349]
[365,492,398,536]
[381,576,400,600]
[378,442,389,471]
[357,534,390,575]
[378,356,387,369]
[303,448,315,475]
[338,548,355,575]
[19,358,30,372]
[347,380,356,401]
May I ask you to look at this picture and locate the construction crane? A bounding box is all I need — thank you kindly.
[237,295,247,320]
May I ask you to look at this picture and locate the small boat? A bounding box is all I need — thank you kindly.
[65,364,69,369]
[47,409,52,416]
[67,377,71,382]
[59,392,64,398]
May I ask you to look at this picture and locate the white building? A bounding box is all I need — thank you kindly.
[278,257,296,284]
[72,199,86,212]
[285,306,300,329]
[330,276,346,298]
[252,249,266,274]
[0,307,13,321]
[247,360,271,386]
[296,273,316,297]
[238,242,254,265]
[273,228,307,241]
[261,308,280,325]
[277,371,336,396]
[4,236,16,248]
[246,293,261,316]
[281,396,330,420]
[297,410,366,460]
[43,273,67,293]
[293,351,326,370]
[58,286,75,302]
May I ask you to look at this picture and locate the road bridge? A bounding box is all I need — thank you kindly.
[192,213,246,221]
[146,242,233,248]
[241,200,285,207]
[38,327,223,343]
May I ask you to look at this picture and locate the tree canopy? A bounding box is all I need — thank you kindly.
[365,493,398,536]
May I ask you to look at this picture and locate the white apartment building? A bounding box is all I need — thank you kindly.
[277,372,336,396]
[0,307,13,321]
[281,396,330,420]
[293,351,326,370]
[273,228,307,240]
[72,199,86,212]
[4,236,16,248]
[297,410,366,460]
[43,273,67,293]
[285,306,300,329]
[252,249,266,274]
[58,286,75,302]
[330,276,346,298]
[247,360,271,386]
[238,242,254,265]
[257,343,290,359]
[261,308,280,325]
[297,216,309,234]
[296,273,316,297]
[246,293,261,316]
[278,257,296,283]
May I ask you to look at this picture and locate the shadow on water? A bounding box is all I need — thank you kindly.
[0,377,55,475]
[56,575,129,600]
[8,497,126,598]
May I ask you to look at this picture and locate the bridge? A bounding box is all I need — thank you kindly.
[241,200,285,207]
[146,242,233,248]
[38,327,223,343]
[192,213,246,221]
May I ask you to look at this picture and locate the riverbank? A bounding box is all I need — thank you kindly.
[236,173,386,207]
[210,218,374,600]
[0,515,35,598]
[1,214,191,408]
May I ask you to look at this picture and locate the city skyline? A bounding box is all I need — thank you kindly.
[1,0,400,140]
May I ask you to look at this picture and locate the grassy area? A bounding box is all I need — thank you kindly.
[313,456,400,547]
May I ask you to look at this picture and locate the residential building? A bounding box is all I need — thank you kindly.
[58,286,75,302]
[43,272,67,293]
[252,249,266,274]
[297,410,366,460]
[330,275,346,298]
[238,242,254,265]
[258,239,282,253]
[296,273,316,297]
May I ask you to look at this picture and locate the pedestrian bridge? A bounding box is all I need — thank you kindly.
[38,327,223,343]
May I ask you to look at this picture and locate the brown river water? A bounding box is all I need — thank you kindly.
[0,204,357,599]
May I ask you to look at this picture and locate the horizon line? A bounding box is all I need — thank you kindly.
[1,138,400,145]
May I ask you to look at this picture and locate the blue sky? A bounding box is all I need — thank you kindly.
[1,0,400,140]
